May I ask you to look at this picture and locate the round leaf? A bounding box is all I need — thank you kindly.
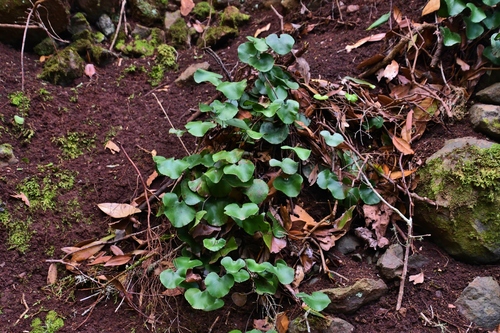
[317,170,347,200]
[160,269,185,289]
[320,130,345,147]
[270,259,294,284]
[203,237,226,251]
[205,272,234,298]
[464,16,484,40]
[193,69,223,86]
[270,158,298,175]
[296,291,331,312]
[184,288,224,311]
[265,33,295,55]
[213,148,244,163]
[260,122,289,144]
[244,179,269,204]
[440,26,461,46]
[223,159,255,182]
[359,184,381,205]
[162,193,196,228]
[154,156,190,179]
[273,174,303,197]
[248,53,275,72]
[281,146,312,161]
[185,121,217,137]
[277,99,299,124]
[221,257,246,274]
[247,36,269,52]
[237,42,258,63]
[224,202,259,220]
[216,80,247,100]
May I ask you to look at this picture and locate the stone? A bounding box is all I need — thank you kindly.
[469,103,500,140]
[34,38,56,56]
[0,144,18,168]
[164,10,181,30]
[476,82,500,105]
[96,14,115,37]
[167,18,190,47]
[76,0,120,22]
[321,278,388,314]
[198,26,238,48]
[415,137,500,264]
[38,48,85,86]
[175,62,210,85]
[130,0,162,26]
[377,243,404,280]
[288,316,354,333]
[221,6,250,28]
[69,12,92,35]
[334,234,361,255]
[456,277,500,330]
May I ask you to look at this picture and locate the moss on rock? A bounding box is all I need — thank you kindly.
[38,48,85,86]
[198,26,238,48]
[221,6,250,27]
[168,18,189,47]
[192,2,213,20]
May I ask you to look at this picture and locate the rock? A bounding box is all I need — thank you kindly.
[175,62,210,85]
[34,38,56,56]
[221,6,250,28]
[76,0,120,22]
[130,0,162,26]
[132,24,152,40]
[377,244,404,280]
[198,26,238,48]
[476,83,500,105]
[288,316,354,333]
[192,2,214,20]
[96,14,115,37]
[167,18,190,47]
[334,234,361,255]
[321,278,388,314]
[0,144,18,168]
[415,137,500,264]
[38,48,85,86]
[469,104,500,140]
[69,12,92,35]
[164,10,181,30]
[456,277,500,330]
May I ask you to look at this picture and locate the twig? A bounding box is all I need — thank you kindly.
[14,293,29,326]
[270,5,284,33]
[109,0,127,51]
[207,316,220,333]
[0,23,41,29]
[153,93,191,155]
[203,47,232,81]
[310,238,349,282]
[21,1,41,91]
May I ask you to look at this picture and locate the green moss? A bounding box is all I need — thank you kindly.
[30,310,64,333]
[150,27,165,46]
[156,44,178,70]
[34,38,56,56]
[148,65,165,87]
[168,18,189,47]
[0,210,33,254]
[221,6,250,27]
[52,131,96,159]
[9,91,31,114]
[93,31,105,43]
[38,48,85,86]
[38,88,53,102]
[199,26,238,48]
[192,2,213,20]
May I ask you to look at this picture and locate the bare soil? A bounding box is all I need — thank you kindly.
[1,1,499,332]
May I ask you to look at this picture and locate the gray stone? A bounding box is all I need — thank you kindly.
[164,10,181,30]
[0,144,18,168]
[131,24,152,40]
[476,82,500,105]
[415,137,500,264]
[377,244,404,280]
[96,14,115,37]
[175,62,210,85]
[69,12,92,35]
[288,316,354,333]
[334,234,361,255]
[456,277,500,330]
[130,0,162,26]
[322,278,388,314]
[469,103,500,140]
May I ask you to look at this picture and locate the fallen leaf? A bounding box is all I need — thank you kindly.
[72,244,105,262]
[456,58,470,71]
[47,263,58,285]
[61,246,81,254]
[180,0,195,16]
[383,60,399,82]
[231,292,247,307]
[422,0,440,16]
[85,64,96,78]
[11,192,30,207]
[393,6,403,24]
[276,312,289,333]
[254,318,273,331]
[409,272,424,284]
[347,5,359,13]
[193,22,204,33]
[401,110,413,143]
[346,33,385,52]
[270,236,287,253]
[392,136,414,155]
[104,255,132,266]
[87,255,112,265]
[389,169,417,180]
[254,23,271,37]
[105,140,120,154]
[110,245,124,256]
[292,265,305,288]
[98,203,141,218]
[163,287,183,296]
[146,170,158,187]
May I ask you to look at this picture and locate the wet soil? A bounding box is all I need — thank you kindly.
[1,0,499,332]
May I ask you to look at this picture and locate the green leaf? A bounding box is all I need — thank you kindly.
[277,99,299,124]
[210,237,239,263]
[483,11,500,29]
[466,3,487,23]
[464,16,484,40]
[184,152,214,168]
[159,269,184,289]
[184,288,224,311]
[483,0,500,6]
[181,179,203,205]
[223,159,255,182]
[268,259,294,284]
[14,115,25,125]
[270,158,299,175]
[243,179,269,204]
[154,156,190,179]
[342,76,376,89]
[247,36,269,52]
[217,80,247,100]
[230,269,250,283]
[193,69,223,86]
[267,84,288,101]
[237,213,269,235]
[174,256,203,270]
[169,128,185,137]
[281,145,312,161]
[237,42,258,63]
[320,130,344,147]
[313,94,329,100]
[260,121,289,144]
[204,167,224,183]
[204,198,230,226]
[205,272,234,298]
[185,121,217,137]
[317,170,347,200]
[265,34,295,55]
[213,149,244,163]
[359,183,381,205]
[211,100,239,121]
[443,0,466,16]
[248,53,275,72]
[273,174,303,197]
[162,193,196,228]
[296,292,331,312]
[221,257,246,274]
[245,259,267,273]
[188,177,210,197]
[254,274,278,294]
[345,93,358,103]
[203,237,226,251]
[366,12,390,30]
[225,202,259,220]
[336,205,355,229]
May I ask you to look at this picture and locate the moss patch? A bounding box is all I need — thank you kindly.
[0,210,33,254]
[199,26,238,48]
[192,2,213,20]
[52,131,96,159]
[168,18,189,47]
[30,310,64,333]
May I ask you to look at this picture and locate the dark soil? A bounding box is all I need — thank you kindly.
[1,1,499,332]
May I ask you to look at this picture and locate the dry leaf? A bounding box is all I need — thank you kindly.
[254,23,271,37]
[61,246,81,254]
[88,255,112,265]
[292,265,305,289]
[98,203,141,218]
[104,255,132,266]
[401,110,413,143]
[393,6,403,24]
[392,136,415,155]
[409,272,424,284]
[163,287,183,296]
[85,64,96,78]
[253,318,273,331]
[110,245,124,256]
[422,0,440,16]
[72,244,105,262]
[47,263,58,285]
[11,192,30,207]
[456,58,470,71]
[383,60,399,82]
[270,236,287,253]
[146,170,158,187]
[389,169,417,180]
[346,33,385,53]
[231,292,247,307]
[193,22,204,33]
[105,140,120,154]
[363,201,394,248]
[180,0,195,16]
[276,312,289,333]
[347,5,359,13]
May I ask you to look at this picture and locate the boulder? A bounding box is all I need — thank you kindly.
[476,82,500,105]
[415,137,500,263]
[288,316,354,333]
[469,103,500,141]
[0,144,18,168]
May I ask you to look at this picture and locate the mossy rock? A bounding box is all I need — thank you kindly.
[221,6,250,28]
[198,26,238,48]
[76,0,120,22]
[192,2,214,20]
[130,0,163,26]
[167,18,190,47]
[415,137,500,264]
[69,12,92,35]
[38,48,85,86]
[116,38,156,57]
[34,38,56,56]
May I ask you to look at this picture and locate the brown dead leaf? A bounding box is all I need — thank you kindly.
[84,63,96,78]
[47,263,58,285]
[363,200,395,248]
[389,169,417,180]
[105,140,120,154]
[231,292,247,307]
[456,58,470,71]
[72,243,105,262]
[292,265,305,289]
[276,312,289,333]
[392,136,414,155]
[254,23,271,37]
[185,270,202,283]
[98,203,141,218]
[146,170,158,187]
[346,33,385,53]
[110,245,124,256]
[61,246,81,254]
[253,318,273,332]
[11,192,30,207]
[193,22,204,33]
[422,0,440,16]
[270,236,287,253]
[180,0,195,16]
[393,6,403,24]
[163,287,184,296]
[377,60,399,82]
[409,272,424,284]
[104,255,132,266]
[87,255,112,265]
[401,110,413,143]
[346,5,359,13]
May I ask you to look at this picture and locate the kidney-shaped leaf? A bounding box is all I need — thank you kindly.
[162,193,196,228]
[217,80,247,100]
[184,288,224,311]
[320,130,344,147]
[224,203,259,220]
[266,33,294,55]
[203,237,226,251]
[194,69,223,86]
[98,203,141,218]
[273,174,303,197]
[185,121,217,137]
[160,269,185,289]
[223,159,255,182]
[296,291,331,312]
[205,272,234,298]
[221,257,246,274]
[154,156,190,179]
[244,179,269,204]
[281,145,311,161]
